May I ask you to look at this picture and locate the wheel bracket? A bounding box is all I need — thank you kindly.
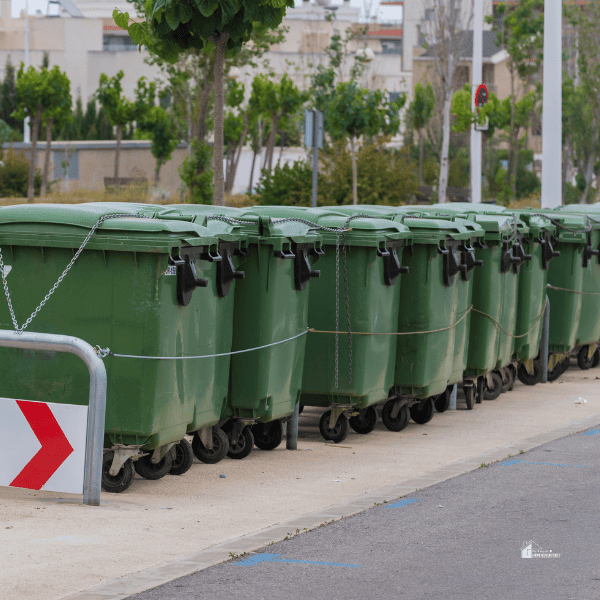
[107,445,143,477]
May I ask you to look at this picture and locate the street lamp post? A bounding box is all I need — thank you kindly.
[470,0,483,203]
[24,0,30,144]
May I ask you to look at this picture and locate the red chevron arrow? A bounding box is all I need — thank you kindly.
[9,400,74,490]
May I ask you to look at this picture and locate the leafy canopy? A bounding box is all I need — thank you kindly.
[114,0,294,64]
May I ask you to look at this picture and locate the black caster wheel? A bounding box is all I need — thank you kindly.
[101,451,135,493]
[169,438,194,475]
[253,421,284,451]
[548,357,569,382]
[192,427,229,464]
[349,406,378,434]
[500,367,514,393]
[577,346,594,370]
[381,400,409,432]
[409,398,435,425]
[483,371,503,400]
[464,385,475,410]
[508,365,516,391]
[298,405,304,415]
[517,362,542,386]
[593,349,600,368]
[134,449,173,480]
[319,411,349,443]
[434,389,450,413]
[227,426,254,460]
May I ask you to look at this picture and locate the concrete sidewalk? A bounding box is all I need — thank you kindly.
[1,368,599,600]
[128,423,600,600]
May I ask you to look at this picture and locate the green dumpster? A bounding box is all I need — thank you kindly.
[160,205,322,456]
[248,206,412,442]
[0,203,224,492]
[526,209,597,379]
[334,206,483,419]
[555,205,600,370]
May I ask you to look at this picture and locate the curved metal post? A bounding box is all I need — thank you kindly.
[0,330,107,505]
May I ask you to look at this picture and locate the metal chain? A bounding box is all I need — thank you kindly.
[0,213,152,334]
[528,212,593,234]
[205,215,256,226]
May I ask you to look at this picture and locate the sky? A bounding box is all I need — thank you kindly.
[9,0,402,22]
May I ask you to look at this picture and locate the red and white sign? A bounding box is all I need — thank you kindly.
[0,398,88,494]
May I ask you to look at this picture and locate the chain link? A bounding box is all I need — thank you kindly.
[0,213,152,334]
[205,215,256,226]
[528,212,593,234]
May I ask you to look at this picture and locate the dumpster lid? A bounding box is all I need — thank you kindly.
[0,203,218,243]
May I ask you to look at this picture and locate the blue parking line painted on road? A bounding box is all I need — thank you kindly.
[386,498,423,509]
[583,430,600,436]
[498,460,590,468]
[235,553,361,568]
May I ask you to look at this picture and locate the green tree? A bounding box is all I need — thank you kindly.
[327,81,403,205]
[114,0,293,205]
[39,67,72,195]
[0,56,20,133]
[12,64,60,200]
[406,82,435,185]
[135,77,180,185]
[95,70,137,179]
[180,140,214,203]
[486,0,543,197]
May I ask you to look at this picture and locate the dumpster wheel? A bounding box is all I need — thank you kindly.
[434,389,451,413]
[349,406,378,434]
[253,421,284,451]
[101,451,134,493]
[192,428,229,464]
[464,384,476,410]
[319,410,349,443]
[499,367,514,393]
[548,356,570,382]
[134,449,174,480]
[169,439,194,476]
[409,398,435,425]
[227,427,254,460]
[577,345,597,370]
[517,361,542,386]
[381,399,409,432]
[483,372,503,400]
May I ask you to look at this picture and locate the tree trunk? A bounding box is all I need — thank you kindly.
[438,89,452,204]
[42,118,53,196]
[248,147,258,194]
[511,129,519,198]
[581,151,596,204]
[350,135,358,206]
[114,124,122,180]
[27,108,42,202]
[266,114,280,174]
[418,130,424,185]
[225,116,249,196]
[278,132,285,167]
[212,31,229,206]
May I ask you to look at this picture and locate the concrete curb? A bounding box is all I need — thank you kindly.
[63,413,600,600]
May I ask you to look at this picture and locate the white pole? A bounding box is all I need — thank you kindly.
[470,0,483,203]
[24,0,30,144]
[541,0,562,208]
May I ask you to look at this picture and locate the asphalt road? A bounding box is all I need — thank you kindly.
[127,426,600,600]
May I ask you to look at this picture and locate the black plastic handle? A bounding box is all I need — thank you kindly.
[293,243,320,291]
[174,249,209,306]
[379,244,408,286]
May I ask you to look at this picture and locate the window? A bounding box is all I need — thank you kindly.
[389,91,404,104]
[381,40,402,55]
[103,35,137,52]
[425,8,434,20]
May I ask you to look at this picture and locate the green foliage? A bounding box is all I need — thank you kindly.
[327,81,403,141]
[0,148,41,197]
[448,147,470,188]
[114,0,293,63]
[0,57,20,133]
[179,140,213,203]
[407,83,435,133]
[485,148,540,204]
[255,141,419,206]
[255,160,317,206]
[96,71,137,128]
[0,119,21,144]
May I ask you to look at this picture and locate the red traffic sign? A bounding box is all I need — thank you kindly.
[1,398,88,494]
[475,84,489,108]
